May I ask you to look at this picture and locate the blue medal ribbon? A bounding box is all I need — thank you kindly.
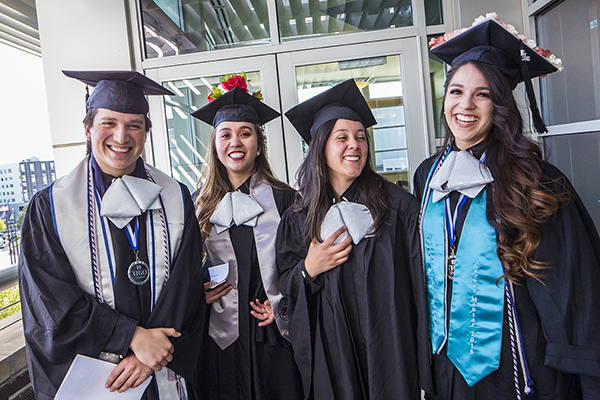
[125,218,140,252]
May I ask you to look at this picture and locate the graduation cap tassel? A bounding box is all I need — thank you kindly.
[520,45,547,134]
[85,86,90,112]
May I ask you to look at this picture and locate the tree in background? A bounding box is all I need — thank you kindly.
[0,286,21,321]
[0,218,6,233]
[16,205,27,230]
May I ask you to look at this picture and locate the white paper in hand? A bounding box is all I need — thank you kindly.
[54,354,152,400]
[208,262,229,289]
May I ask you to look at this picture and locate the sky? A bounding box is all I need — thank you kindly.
[0,43,54,166]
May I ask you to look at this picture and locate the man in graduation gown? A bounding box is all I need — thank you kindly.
[18,71,205,400]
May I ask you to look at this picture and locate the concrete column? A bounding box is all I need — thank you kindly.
[36,0,135,177]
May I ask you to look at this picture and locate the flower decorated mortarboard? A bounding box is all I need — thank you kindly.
[191,84,279,128]
[284,79,377,144]
[429,13,563,133]
[207,72,263,102]
[63,70,175,114]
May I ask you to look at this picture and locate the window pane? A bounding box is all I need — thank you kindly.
[428,47,446,151]
[543,131,600,230]
[376,149,409,171]
[373,126,407,151]
[162,72,262,192]
[294,55,411,188]
[536,0,600,125]
[424,0,443,25]
[142,0,271,58]
[278,0,413,41]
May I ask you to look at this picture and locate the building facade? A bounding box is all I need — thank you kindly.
[19,157,56,202]
[32,0,600,229]
[0,163,22,206]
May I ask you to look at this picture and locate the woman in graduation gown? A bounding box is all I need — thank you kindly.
[415,14,600,399]
[278,79,433,399]
[190,78,303,400]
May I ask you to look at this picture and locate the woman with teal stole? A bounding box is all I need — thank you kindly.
[415,14,600,399]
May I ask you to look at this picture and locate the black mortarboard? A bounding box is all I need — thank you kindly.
[191,87,280,128]
[63,70,174,115]
[284,79,377,144]
[430,17,559,133]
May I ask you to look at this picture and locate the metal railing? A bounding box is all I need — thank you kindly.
[0,298,21,331]
[0,264,18,292]
[0,263,21,330]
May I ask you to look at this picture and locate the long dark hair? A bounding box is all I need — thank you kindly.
[442,60,567,282]
[195,123,282,243]
[294,119,388,245]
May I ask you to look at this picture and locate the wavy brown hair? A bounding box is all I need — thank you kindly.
[195,123,282,243]
[293,119,389,245]
[442,61,569,282]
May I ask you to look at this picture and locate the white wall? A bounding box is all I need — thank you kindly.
[36,0,135,177]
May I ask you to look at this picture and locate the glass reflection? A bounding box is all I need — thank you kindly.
[429,49,446,150]
[162,72,262,191]
[295,55,410,188]
[424,0,443,25]
[142,0,271,58]
[537,0,600,125]
[277,0,413,40]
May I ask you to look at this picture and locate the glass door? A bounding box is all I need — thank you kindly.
[277,38,430,191]
[145,55,285,192]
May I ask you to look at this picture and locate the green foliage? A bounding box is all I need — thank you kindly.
[0,285,21,321]
[0,218,5,232]
[16,205,27,229]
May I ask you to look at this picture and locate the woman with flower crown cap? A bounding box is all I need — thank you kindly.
[414,13,600,399]
[190,74,303,400]
[278,79,433,399]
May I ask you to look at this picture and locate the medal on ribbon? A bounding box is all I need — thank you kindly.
[125,217,150,286]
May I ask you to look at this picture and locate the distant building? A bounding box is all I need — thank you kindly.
[0,163,23,205]
[19,157,56,202]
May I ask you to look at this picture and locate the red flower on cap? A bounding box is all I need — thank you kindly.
[207,72,264,102]
[221,74,248,91]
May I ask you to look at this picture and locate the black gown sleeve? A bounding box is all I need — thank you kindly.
[276,209,322,397]
[145,184,206,389]
[18,189,139,400]
[527,164,600,396]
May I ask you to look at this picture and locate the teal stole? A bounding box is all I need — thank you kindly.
[420,152,505,386]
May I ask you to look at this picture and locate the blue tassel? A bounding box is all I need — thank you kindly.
[524,380,536,400]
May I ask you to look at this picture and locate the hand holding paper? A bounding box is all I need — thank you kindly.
[105,354,153,393]
[54,355,152,400]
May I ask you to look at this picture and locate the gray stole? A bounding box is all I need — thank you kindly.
[205,175,289,350]
[50,157,187,399]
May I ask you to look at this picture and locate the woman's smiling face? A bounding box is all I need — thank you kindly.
[215,120,259,185]
[324,118,368,191]
[444,63,494,150]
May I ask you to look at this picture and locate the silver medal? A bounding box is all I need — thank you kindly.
[127,259,150,285]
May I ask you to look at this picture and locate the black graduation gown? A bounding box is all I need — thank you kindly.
[414,151,600,400]
[276,180,433,400]
[199,180,304,400]
[18,161,206,400]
